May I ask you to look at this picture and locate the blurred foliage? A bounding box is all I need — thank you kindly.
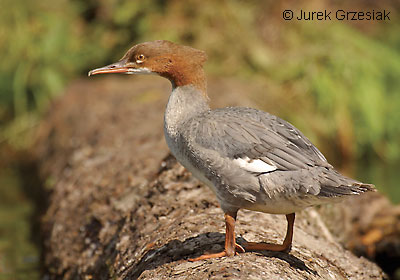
[0,0,399,164]
[268,23,400,165]
[0,168,39,279]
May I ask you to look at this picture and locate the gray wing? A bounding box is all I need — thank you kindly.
[190,107,329,171]
[184,107,373,200]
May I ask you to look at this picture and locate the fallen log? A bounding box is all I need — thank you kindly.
[36,76,385,279]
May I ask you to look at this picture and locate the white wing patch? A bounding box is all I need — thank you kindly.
[233,156,277,173]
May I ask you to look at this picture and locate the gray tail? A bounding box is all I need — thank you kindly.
[318,169,376,198]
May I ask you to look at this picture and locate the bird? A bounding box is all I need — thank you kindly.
[88,40,375,261]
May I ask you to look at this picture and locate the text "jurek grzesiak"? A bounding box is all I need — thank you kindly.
[290,9,390,21]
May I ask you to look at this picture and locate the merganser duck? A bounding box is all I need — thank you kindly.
[89,40,375,261]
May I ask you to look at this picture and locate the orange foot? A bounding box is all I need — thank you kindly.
[188,243,245,261]
[244,242,292,253]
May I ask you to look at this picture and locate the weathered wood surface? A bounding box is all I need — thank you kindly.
[36,76,385,279]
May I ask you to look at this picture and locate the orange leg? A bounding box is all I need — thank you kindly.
[189,212,245,261]
[245,213,295,252]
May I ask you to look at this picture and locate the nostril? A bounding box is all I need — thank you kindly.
[110,65,116,68]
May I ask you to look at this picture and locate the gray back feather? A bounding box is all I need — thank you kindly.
[181,107,374,201]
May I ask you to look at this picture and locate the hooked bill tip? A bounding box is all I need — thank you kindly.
[88,69,97,77]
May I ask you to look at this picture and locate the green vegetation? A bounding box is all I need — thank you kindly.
[270,23,400,164]
[0,168,40,279]
[1,0,399,164]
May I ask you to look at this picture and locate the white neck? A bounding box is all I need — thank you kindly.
[164,85,210,138]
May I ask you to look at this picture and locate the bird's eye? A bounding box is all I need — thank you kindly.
[136,54,145,63]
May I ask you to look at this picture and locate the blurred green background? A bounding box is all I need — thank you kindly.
[0,0,399,279]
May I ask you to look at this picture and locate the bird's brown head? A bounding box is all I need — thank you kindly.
[89,40,208,92]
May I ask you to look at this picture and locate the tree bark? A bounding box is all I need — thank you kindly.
[36,77,385,279]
